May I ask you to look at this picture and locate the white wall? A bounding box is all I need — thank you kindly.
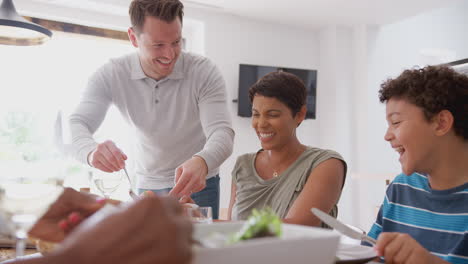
[366,0,468,176]
[315,26,354,227]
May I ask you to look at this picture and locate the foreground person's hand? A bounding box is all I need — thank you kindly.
[28,188,106,243]
[52,195,193,264]
[376,232,449,264]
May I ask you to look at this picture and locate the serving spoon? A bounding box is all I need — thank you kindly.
[123,167,138,200]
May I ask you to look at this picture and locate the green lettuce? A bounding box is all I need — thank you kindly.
[229,208,282,243]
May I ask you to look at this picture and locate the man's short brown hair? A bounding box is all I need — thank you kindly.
[129,0,184,33]
[379,65,468,140]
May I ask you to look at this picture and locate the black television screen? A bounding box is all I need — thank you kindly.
[237,64,317,119]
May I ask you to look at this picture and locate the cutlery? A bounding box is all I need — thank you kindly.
[311,208,377,246]
[123,167,138,200]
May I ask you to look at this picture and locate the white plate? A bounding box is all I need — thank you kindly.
[336,243,377,263]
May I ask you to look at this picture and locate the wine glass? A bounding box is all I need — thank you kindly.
[0,160,62,257]
[93,171,123,199]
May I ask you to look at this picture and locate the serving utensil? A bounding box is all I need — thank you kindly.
[123,167,138,200]
[311,208,377,246]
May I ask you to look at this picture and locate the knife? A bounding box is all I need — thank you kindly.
[311,208,377,246]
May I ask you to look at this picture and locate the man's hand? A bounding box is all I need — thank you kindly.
[376,232,449,264]
[169,156,208,198]
[28,188,105,243]
[88,140,127,172]
[179,195,196,205]
[55,196,193,264]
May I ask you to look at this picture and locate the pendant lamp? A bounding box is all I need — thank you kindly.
[0,0,52,46]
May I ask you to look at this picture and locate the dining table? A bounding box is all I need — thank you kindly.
[0,247,382,263]
[0,248,39,262]
[1,223,382,264]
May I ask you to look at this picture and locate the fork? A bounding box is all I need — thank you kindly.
[123,167,138,200]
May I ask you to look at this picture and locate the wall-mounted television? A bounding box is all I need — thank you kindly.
[237,64,317,119]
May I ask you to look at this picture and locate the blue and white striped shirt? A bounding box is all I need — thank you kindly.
[367,173,468,264]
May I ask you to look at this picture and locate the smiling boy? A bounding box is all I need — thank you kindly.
[367,66,468,264]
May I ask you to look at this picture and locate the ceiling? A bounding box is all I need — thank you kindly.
[18,0,457,29]
[184,0,455,28]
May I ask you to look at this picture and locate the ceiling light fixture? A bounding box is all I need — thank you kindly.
[0,0,52,46]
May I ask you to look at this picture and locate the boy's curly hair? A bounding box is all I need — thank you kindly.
[379,65,468,140]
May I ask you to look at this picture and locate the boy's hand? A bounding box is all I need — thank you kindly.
[376,233,448,264]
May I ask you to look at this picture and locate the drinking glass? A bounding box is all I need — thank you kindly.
[93,171,123,199]
[0,162,62,257]
[186,206,213,224]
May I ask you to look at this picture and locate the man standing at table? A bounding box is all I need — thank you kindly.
[68,0,234,219]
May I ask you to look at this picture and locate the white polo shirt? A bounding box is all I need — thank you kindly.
[69,51,234,189]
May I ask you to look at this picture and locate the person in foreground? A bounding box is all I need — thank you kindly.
[68,0,234,219]
[366,65,468,264]
[6,188,192,264]
[227,71,347,226]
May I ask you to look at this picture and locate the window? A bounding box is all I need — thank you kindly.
[0,31,135,199]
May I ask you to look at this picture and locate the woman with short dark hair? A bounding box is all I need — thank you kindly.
[228,71,347,227]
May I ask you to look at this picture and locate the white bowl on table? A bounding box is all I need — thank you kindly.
[192,221,340,264]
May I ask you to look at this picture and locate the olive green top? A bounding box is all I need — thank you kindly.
[231,146,347,227]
